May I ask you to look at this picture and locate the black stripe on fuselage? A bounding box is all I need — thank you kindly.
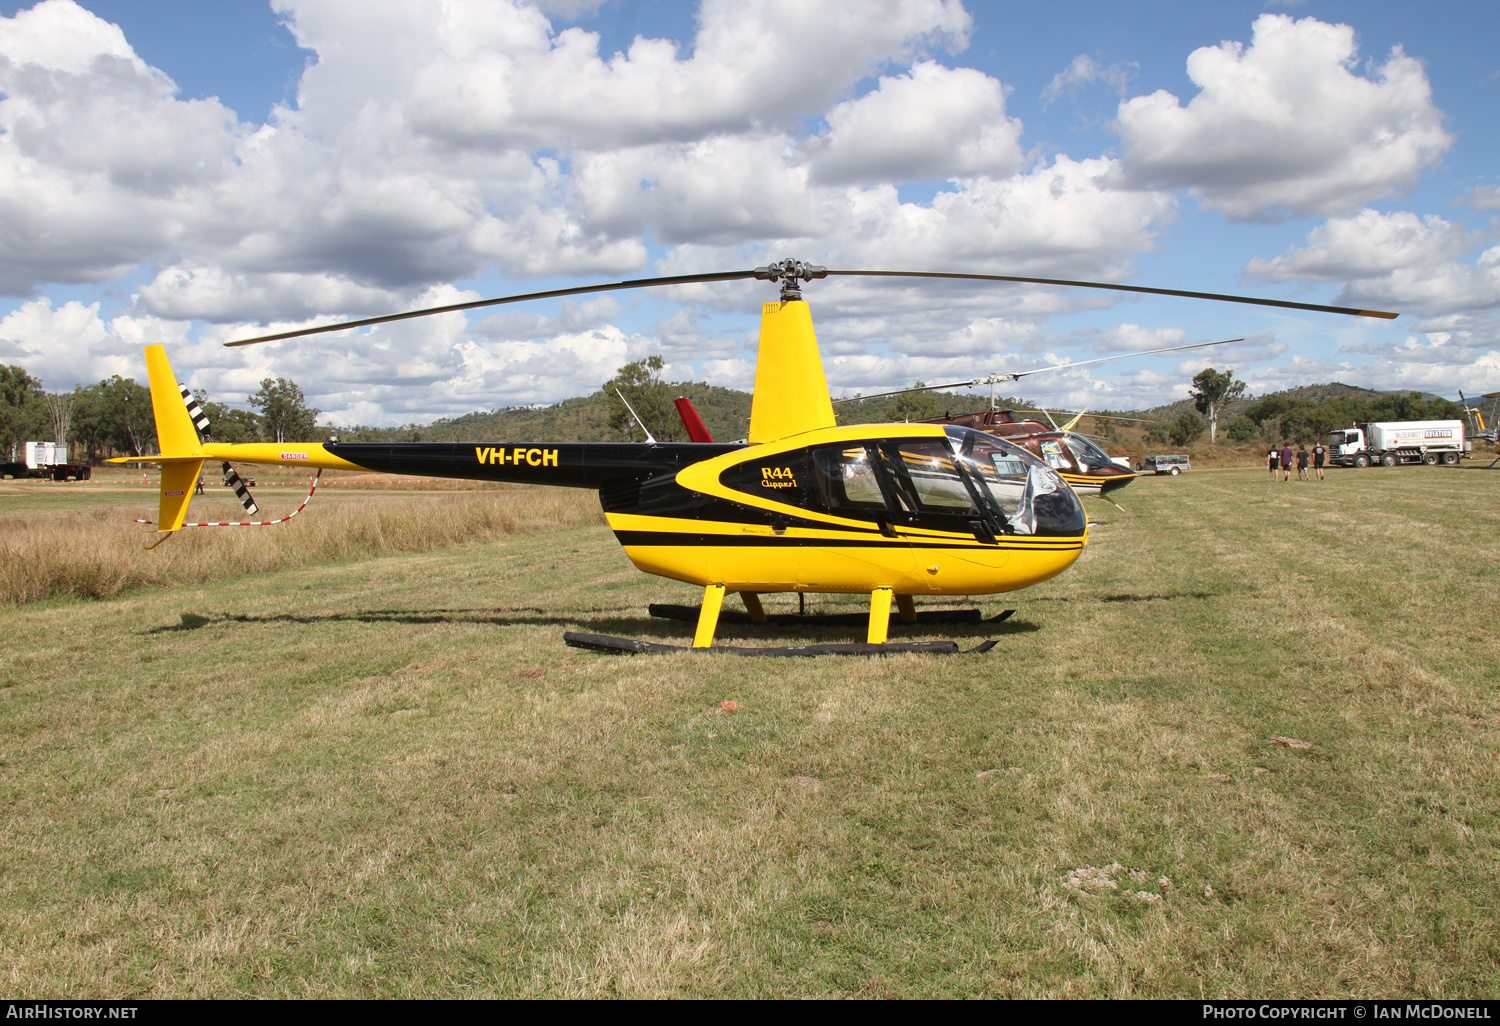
[612,529,1083,551]
[325,440,743,488]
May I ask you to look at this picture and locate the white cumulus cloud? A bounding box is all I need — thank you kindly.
[807,61,1023,184]
[1114,14,1451,221]
[1246,209,1478,283]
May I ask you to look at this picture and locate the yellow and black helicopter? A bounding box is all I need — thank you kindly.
[119,261,1396,655]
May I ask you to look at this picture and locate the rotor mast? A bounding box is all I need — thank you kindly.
[747,260,836,443]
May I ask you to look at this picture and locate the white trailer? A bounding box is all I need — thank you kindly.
[1329,420,1470,468]
[0,442,91,480]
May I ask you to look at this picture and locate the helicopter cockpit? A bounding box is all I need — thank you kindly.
[1060,432,1118,471]
[719,426,1084,539]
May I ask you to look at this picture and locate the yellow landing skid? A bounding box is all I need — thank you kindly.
[564,585,1017,656]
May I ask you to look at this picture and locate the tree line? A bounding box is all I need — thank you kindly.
[1138,368,1467,449]
[1226,390,1466,445]
[7,354,1466,463]
[0,364,322,463]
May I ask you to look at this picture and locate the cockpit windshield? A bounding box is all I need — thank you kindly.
[943,427,1086,536]
[1062,432,1114,469]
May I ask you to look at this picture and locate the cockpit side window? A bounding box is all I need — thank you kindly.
[958,447,1028,518]
[809,445,889,513]
[1062,432,1112,468]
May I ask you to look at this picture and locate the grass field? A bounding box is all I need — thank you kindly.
[0,477,603,605]
[1,466,1497,998]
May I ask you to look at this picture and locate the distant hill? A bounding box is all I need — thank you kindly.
[327,378,1453,446]
[331,383,1047,444]
[1116,382,1386,425]
[334,381,753,444]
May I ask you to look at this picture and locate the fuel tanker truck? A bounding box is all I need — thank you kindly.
[1327,420,1470,467]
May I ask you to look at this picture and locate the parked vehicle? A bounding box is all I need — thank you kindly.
[1143,454,1190,476]
[0,442,92,481]
[1328,420,1469,468]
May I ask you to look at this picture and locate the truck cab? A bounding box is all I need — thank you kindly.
[1328,428,1367,465]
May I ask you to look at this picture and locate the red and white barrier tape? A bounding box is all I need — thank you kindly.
[135,470,321,528]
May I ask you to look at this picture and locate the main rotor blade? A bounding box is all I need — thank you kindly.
[1043,411,1156,424]
[224,270,759,347]
[831,338,1240,405]
[825,270,1399,320]
[225,260,1397,348]
[1003,337,1243,380]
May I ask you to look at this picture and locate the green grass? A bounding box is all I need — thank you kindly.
[1,465,1497,997]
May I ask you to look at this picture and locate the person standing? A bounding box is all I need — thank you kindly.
[1280,442,1294,481]
[1296,444,1309,480]
[1313,440,1327,480]
[1268,446,1279,479]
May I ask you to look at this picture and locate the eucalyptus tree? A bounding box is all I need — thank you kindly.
[1190,368,1247,444]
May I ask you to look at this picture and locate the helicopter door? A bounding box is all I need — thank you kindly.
[809,445,890,515]
[803,444,915,584]
[877,441,1004,543]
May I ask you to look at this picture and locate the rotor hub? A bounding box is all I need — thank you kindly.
[753,258,828,302]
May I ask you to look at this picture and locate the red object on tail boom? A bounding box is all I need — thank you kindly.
[674,397,715,442]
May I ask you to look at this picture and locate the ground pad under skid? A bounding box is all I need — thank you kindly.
[563,632,999,656]
[647,605,1015,626]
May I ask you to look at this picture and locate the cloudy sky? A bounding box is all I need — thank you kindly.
[0,0,1495,426]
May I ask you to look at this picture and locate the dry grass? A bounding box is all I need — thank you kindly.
[0,465,1497,997]
[0,486,603,604]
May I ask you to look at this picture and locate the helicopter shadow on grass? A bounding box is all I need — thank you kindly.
[150,606,665,637]
[1023,588,1250,604]
[149,606,1041,644]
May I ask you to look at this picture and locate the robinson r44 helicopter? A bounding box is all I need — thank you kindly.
[118,260,1395,656]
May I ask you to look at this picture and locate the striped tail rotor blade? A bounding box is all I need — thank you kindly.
[179,382,211,434]
[221,461,259,515]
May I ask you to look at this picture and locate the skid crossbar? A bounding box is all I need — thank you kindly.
[648,605,1015,627]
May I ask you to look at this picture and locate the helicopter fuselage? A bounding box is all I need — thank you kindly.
[200,420,1088,598]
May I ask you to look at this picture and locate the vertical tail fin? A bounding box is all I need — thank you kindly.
[674,397,715,442]
[145,346,203,458]
[142,345,204,535]
[748,301,835,443]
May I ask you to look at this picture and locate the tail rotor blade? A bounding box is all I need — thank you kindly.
[179,383,211,435]
[222,461,259,516]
